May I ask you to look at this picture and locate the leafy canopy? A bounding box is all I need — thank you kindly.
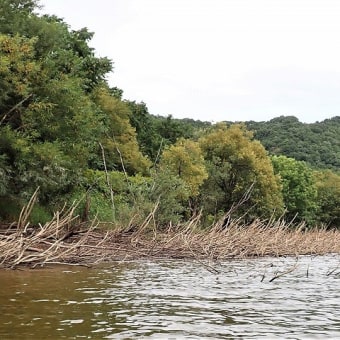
[199,123,284,219]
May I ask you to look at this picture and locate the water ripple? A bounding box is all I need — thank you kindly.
[0,254,339,339]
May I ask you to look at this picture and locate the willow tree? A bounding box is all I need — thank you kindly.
[199,123,284,221]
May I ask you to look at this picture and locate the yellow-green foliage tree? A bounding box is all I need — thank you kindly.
[199,123,284,220]
[0,34,37,128]
[160,138,208,197]
[92,87,151,175]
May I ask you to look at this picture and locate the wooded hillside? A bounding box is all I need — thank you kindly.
[245,116,340,170]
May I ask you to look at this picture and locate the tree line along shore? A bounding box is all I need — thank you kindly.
[0,1,340,269]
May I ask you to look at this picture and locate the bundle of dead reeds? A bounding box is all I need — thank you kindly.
[0,189,101,269]
[120,213,340,261]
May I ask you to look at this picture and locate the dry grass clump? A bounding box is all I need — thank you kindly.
[0,192,339,269]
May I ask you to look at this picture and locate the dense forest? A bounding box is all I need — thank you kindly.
[245,116,340,170]
[0,0,339,229]
[133,114,340,172]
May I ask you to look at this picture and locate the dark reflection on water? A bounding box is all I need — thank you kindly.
[0,255,339,339]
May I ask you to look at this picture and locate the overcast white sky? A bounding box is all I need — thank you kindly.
[39,0,340,123]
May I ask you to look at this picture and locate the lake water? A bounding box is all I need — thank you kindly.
[0,255,339,339]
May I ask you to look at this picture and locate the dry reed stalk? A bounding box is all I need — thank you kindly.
[17,187,39,230]
[130,201,159,241]
[99,142,115,221]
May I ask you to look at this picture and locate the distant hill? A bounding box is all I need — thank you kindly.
[131,110,340,171]
[245,116,340,170]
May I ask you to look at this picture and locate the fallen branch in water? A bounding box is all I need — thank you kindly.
[268,260,299,282]
[326,260,340,277]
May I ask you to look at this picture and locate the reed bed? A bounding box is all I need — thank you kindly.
[1,193,340,269]
[122,214,340,262]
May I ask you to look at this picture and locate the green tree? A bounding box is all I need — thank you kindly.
[148,169,191,226]
[314,170,340,227]
[271,155,318,224]
[126,100,163,161]
[0,0,38,35]
[0,3,114,219]
[199,123,284,221]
